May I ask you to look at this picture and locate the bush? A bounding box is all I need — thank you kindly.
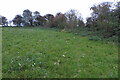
[89,36,101,41]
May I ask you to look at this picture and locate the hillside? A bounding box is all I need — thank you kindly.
[2,27,118,78]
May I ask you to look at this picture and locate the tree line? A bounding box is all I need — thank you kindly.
[0,1,120,38]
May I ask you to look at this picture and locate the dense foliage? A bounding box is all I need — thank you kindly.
[86,2,119,38]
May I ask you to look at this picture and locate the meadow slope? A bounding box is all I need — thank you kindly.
[2,27,118,78]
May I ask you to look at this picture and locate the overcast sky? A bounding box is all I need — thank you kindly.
[0,0,119,22]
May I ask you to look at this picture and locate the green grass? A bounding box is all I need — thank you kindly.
[0,27,2,79]
[2,27,118,78]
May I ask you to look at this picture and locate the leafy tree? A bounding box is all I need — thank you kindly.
[53,12,67,29]
[33,11,46,26]
[22,9,33,26]
[86,17,97,31]
[77,17,84,27]
[44,14,54,27]
[90,2,112,29]
[44,14,54,21]
[88,2,118,37]
[33,11,40,18]
[65,9,84,30]
[112,1,120,35]
[13,15,22,26]
[1,16,8,26]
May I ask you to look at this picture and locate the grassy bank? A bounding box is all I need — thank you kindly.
[2,27,118,78]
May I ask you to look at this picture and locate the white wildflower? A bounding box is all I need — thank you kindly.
[54,60,60,65]
[62,55,65,57]
[54,62,57,65]
[18,63,21,66]
[64,52,67,54]
[78,70,81,72]
[33,63,36,65]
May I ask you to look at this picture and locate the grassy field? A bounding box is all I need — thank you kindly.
[2,27,118,78]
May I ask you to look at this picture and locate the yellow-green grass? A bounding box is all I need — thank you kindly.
[2,27,118,78]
